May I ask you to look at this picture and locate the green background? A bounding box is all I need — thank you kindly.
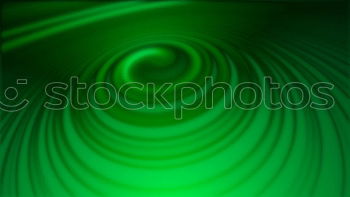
[1,1,349,197]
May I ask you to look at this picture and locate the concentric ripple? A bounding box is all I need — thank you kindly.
[1,2,349,197]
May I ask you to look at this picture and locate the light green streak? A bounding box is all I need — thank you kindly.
[2,2,137,38]
[1,2,184,52]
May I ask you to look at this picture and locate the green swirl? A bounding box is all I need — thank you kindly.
[1,2,349,197]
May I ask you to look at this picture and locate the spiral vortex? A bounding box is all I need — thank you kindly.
[1,2,349,197]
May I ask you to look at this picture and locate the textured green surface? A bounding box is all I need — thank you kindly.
[1,1,349,197]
